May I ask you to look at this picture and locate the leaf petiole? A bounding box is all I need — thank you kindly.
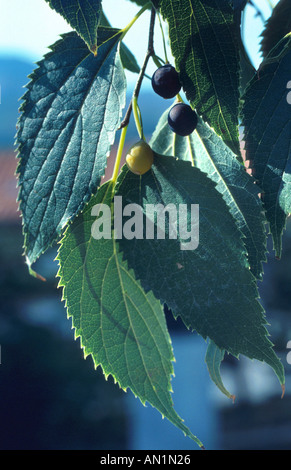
[157,12,169,64]
[265,0,274,10]
[112,126,128,185]
[132,96,144,140]
[121,2,152,40]
[152,54,164,69]
[28,263,47,282]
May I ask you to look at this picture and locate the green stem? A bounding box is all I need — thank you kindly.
[120,7,156,130]
[121,2,152,39]
[157,12,169,63]
[112,7,155,183]
[265,0,274,10]
[152,54,164,68]
[28,263,46,282]
[112,126,128,185]
[132,96,144,140]
[176,93,183,102]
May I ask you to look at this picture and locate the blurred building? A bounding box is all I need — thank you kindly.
[0,53,291,450]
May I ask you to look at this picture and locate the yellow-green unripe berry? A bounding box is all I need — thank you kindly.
[126,140,154,175]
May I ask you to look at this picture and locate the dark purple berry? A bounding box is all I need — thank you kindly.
[168,103,198,136]
[151,65,181,99]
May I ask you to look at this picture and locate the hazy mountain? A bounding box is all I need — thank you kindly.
[0,57,32,148]
[0,55,170,150]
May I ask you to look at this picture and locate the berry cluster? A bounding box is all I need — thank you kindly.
[126,65,198,177]
[152,64,198,136]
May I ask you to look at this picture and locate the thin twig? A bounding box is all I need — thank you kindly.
[248,0,266,23]
[119,7,156,130]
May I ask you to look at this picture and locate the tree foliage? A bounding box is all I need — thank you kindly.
[15,0,290,448]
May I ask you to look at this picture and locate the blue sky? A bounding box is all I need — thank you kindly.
[0,0,279,86]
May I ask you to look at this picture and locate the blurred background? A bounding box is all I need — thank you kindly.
[0,0,291,450]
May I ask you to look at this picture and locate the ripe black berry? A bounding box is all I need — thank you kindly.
[151,65,181,99]
[168,103,198,136]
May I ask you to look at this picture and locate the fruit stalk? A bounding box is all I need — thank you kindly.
[120,7,156,130]
[132,96,144,140]
[112,125,128,185]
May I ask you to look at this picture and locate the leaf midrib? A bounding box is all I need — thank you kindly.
[77,182,172,409]
[21,32,122,255]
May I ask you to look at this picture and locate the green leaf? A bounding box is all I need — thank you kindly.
[232,0,256,95]
[150,107,267,280]
[238,40,256,96]
[158,0,241,157]
[16,29,126,265]
[242,34,291,258]
[99,11,140,74]
[233,0,247,11]
[115,156,285,387]
[57,181,204,449]
[45,0,102,54]
[120,42,141,74]
[205,340,235,401]
[260,0,291,58]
